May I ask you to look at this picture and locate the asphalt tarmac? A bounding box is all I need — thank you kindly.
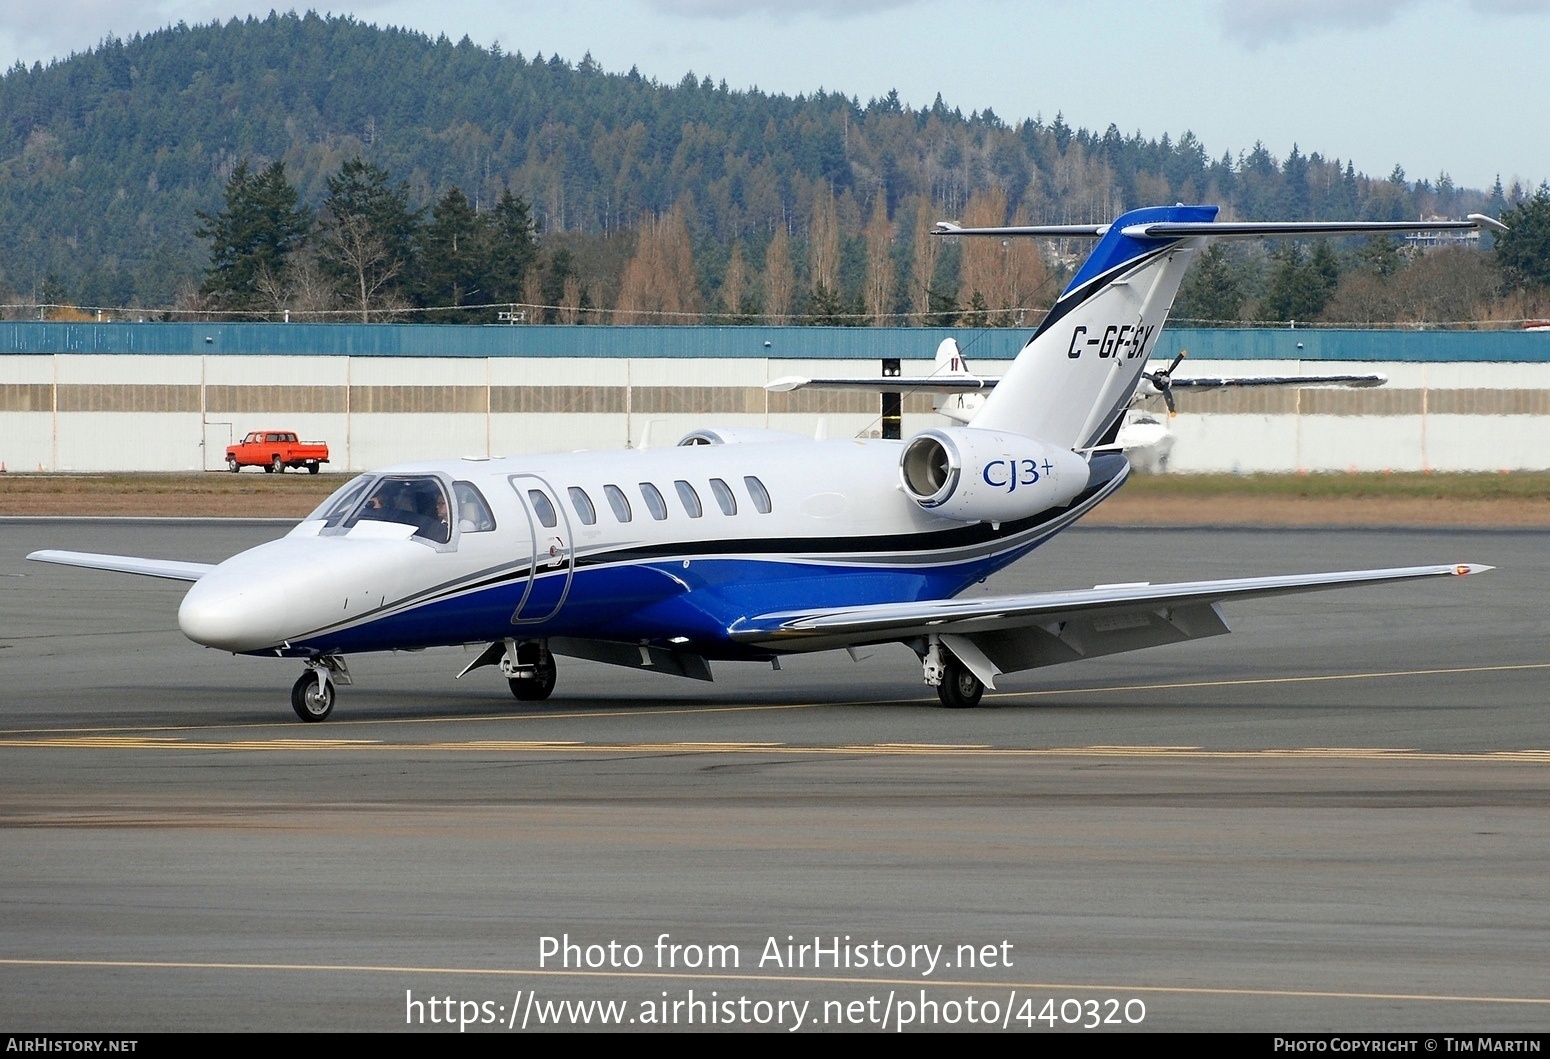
[1,518,1547,1033]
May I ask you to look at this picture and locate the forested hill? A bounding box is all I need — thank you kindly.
[0,11,1501,310]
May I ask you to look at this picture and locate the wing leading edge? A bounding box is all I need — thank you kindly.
[27,550,214,582]
[730,563,1490,687]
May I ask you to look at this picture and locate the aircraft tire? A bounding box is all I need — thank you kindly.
[937,656,984,709]
[508,657,557,701]
[291,672,335,722]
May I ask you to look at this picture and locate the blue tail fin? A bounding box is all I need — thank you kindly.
[969,205,1218,449]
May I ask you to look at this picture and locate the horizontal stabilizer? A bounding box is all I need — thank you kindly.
[770,372,1386,395]
[1167,373,1386,390]
[1120,216,1507,240]
[934,215,1505,241]
[933,221,1110,238]
[27,550,214,582]
[731,563,1490,653]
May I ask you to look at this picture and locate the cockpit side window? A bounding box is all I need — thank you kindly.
[345,476,452,544]
[453,481,497,533]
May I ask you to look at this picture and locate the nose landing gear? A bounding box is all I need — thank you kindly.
[291,655,352,722]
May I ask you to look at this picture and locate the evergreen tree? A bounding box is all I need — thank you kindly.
[417,187,485,320]
[1495,185,1550,289]
[1259,241,1339,323]
[195,160,310,312]
[1355,235,1404,277]
[1171,244,1243,324]
[485,189,538,307]
[316,158,418,321]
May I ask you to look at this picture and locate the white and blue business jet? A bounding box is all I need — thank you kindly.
[29,205,1503,721]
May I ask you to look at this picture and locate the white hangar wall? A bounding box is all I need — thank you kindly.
[1,324,1547,474]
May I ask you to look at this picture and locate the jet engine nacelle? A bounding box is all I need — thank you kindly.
[899,427,1089,524]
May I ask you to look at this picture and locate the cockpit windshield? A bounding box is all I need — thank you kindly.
[307,474,376,528]
[343,476,453,544]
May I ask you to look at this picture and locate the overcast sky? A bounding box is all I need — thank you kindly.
[2,0,1545,192]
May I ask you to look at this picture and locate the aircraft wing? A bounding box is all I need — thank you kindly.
[27,550,214,582]
[766,375,994,393]
[730,563,1489,685]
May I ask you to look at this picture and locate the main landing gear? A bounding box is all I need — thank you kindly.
[920,636,985,709]
[455,639,557,702]
[291,655,352,722]
[504,640,557,701]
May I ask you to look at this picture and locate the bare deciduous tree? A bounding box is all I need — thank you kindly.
[763,225,794,325]
[862,195,894,325]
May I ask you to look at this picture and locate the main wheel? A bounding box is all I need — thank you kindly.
[291,671,335,722]
[508,655,557,701]
[226,455,239,473]
[271,455,285,474]
[937,655,985,709]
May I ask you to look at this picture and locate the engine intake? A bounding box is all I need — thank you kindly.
[900,427,1089,524]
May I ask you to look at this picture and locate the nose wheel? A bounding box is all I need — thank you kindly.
[291,671,335,721]
[291,656,351,722]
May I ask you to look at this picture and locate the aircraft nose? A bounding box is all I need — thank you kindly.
[178,566,289,652]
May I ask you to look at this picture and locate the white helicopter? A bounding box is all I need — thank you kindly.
[29,205,1500,720]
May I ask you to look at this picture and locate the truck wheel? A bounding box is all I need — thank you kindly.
[307,462,319,475]
[226,455,239,473]
[271,455,284,474]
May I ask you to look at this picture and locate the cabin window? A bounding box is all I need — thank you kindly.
[744,475,772,514]
[709,477,737,516]
[453,481,496,533]
[527,489,559,529]
[346,476,453,544]
[604,484,632,523]
[675,480,703,518]
[568,486,597,526]
[639,482,668,521]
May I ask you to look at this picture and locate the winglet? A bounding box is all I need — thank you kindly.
[1454,563,1493,576]
[1468,213,1510,234]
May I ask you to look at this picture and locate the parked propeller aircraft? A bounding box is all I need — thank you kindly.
[29,205,1502,721]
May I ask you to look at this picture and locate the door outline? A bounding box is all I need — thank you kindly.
[507,473,574,624]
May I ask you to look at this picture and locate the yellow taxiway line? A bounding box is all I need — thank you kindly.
[0,956,1544,1007]
[1,734,1546,763]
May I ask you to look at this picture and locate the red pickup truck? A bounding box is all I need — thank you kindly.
[225,431,330,474]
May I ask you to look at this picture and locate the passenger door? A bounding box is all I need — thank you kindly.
[507,474,574,623]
